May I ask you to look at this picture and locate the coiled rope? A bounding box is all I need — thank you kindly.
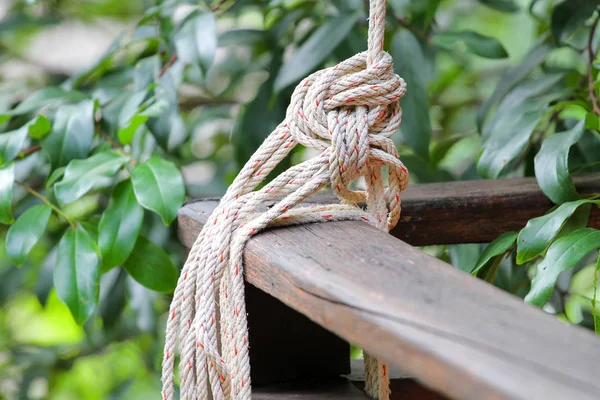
[162,0,409,398]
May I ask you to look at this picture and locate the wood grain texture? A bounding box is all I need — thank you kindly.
[179,176,600,246]
[178,197,600,400]
[354,379,449,400]
[253,378,448,400]
[254,379,369,399]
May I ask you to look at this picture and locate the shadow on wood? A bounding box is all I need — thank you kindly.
[254,379,368,399]
[245,283,350,385]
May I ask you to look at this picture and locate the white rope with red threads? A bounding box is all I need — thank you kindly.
[161,0,408,398]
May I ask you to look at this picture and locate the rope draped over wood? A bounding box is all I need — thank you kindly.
[162,0,409,398]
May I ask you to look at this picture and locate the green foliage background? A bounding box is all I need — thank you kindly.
[0,0,599,398]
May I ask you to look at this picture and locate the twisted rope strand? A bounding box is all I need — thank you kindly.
[162,0,409,398]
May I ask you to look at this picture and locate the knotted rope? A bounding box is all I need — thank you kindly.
[162,0,409,398]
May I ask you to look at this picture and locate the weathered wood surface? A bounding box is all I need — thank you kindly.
[180,176,600,246]
[178,197,600,400]
[254,379,369,399]
[253,377,448,400]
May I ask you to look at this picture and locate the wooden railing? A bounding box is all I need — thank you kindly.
[178,176,600,400]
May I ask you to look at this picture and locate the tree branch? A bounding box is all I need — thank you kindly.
[211,0,234,13]
[16,181,76,228]
[587,13,600,116]
[159,54,178,78]
[18,144,42,159]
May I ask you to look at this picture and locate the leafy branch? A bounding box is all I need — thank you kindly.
[15,181,76,228]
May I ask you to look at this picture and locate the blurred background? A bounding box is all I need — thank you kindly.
[0,0,599,398]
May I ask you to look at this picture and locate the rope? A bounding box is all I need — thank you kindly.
[162,0,408,398]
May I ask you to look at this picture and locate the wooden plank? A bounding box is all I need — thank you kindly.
[348,361,449,400]
[179,176,600,246]
[253,377,449,400]
[178,200,600,400]
[353,380,448,400]
[254,379,369,399]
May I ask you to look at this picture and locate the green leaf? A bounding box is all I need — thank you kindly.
[6,205,52,266]
[593,251,600,335]
[27,115,52,139]
[146,61,184,150]
[98,269,127,329]
[433,31,509,59]
[54,150,129,205]
[391,29,432,160]
[99,180,144,271]
[0,126,27,165]
[534,120,585,204]
[2,87,88,117]
[477,0,518,12]
[477,40,552,131]
[42,100,95,168]
[140,99,170,118]
[429,135,463,166]
[471,231,518,276]
[122,235,178,293]
[449,243,480,273]
[482,74,564,140]
[46,167,65,189]
[117,91,169,145]
[131,156,184,225]
[69,34,162,89]
[517,199,598,264]
[134,56,160,92]
[557,203,592,239]
[174,11,217,75]
[218,28,264,47]
[477,98,546,178]
[0,163,14,224]
[148,108,186,151]
[525,228,600,307]
[274,12,360,92]
[551,0,600,44]
[117,90,148,145]
[564,294,586,324]
[400,153,454,183]
[0,116,51,164]
[54,226,101,324]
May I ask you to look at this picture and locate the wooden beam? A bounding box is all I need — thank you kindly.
[253,377,448,400]
[180,176,600,246]
[254,379,369,399]
[178,199,600,400]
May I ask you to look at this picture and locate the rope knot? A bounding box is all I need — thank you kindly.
[163,2,408,399]
[287,51,408,206]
